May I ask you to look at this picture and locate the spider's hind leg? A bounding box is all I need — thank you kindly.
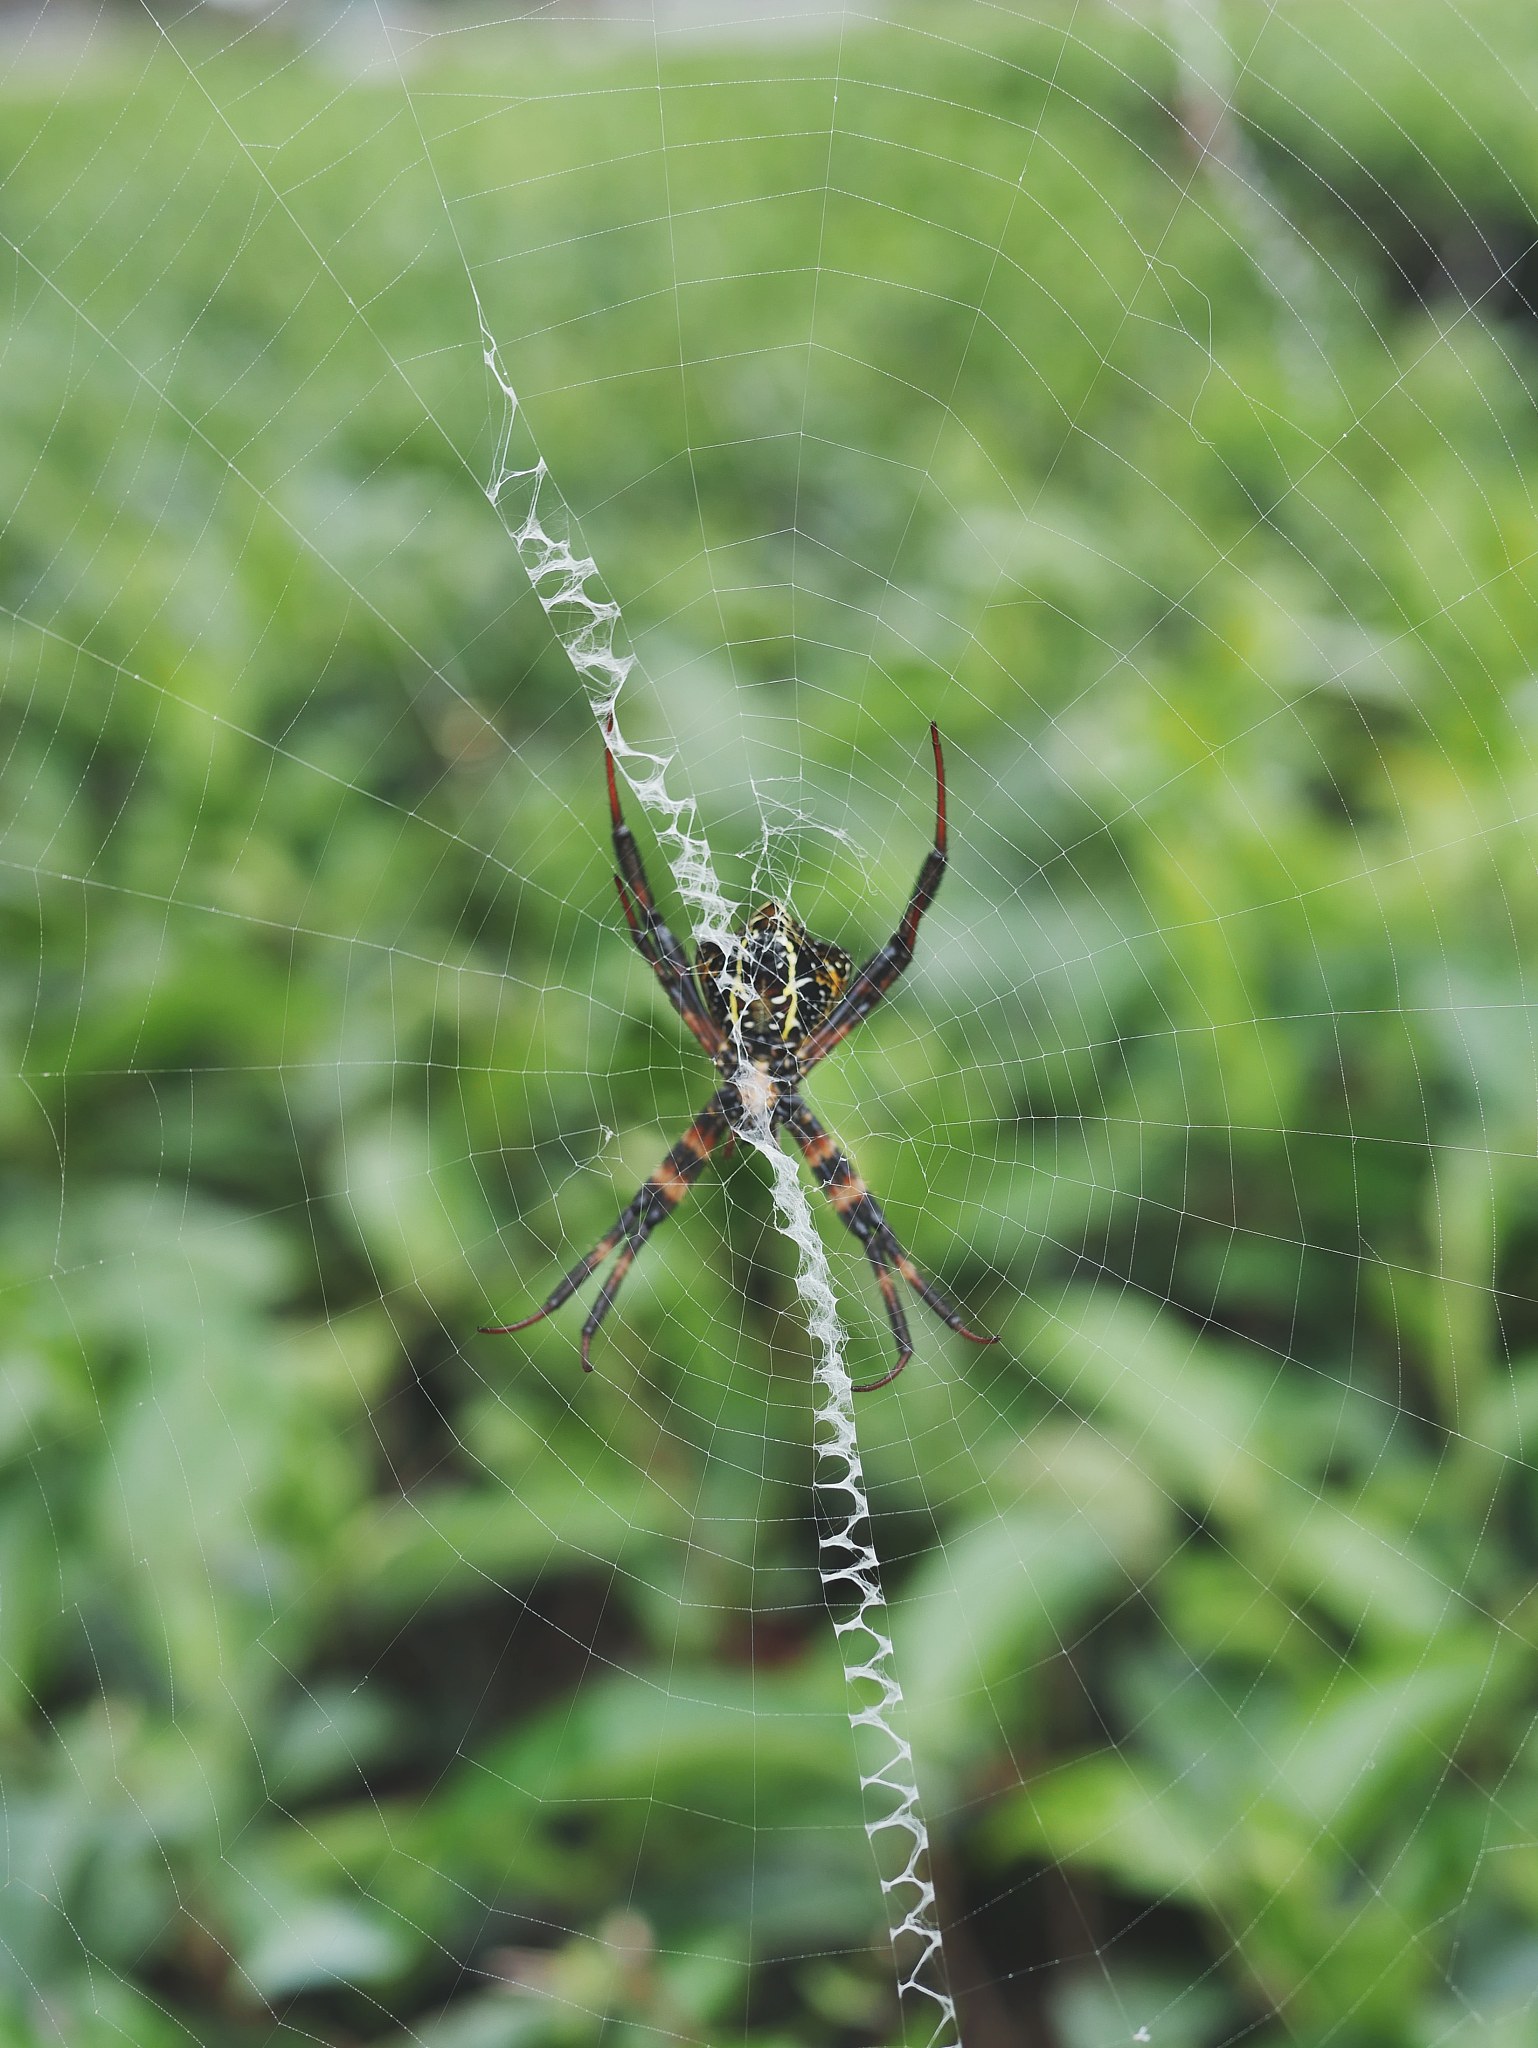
[779,1094,996,1390]
[482,1098,728,1372]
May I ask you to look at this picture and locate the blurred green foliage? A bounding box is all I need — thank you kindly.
[6,3,1538,2043]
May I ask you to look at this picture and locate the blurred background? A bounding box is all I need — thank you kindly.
[6,2,1538,2043]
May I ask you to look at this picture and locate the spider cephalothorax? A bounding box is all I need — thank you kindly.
[696,903,852,1076]
[483,725,997,1391]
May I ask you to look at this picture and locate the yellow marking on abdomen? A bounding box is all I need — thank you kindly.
[728,943,748,1029]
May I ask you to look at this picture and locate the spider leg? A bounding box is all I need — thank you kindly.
[615,874,721,1059]
[779,1094,996,1391]
[482,1098,729,1372]
[799,723,948,1073]
[606,736,723,1057]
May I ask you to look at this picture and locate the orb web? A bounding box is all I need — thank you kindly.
[3,5,1538,2047]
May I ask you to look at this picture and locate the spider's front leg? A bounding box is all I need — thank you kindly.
[605,737,723,1059]
[482,1096,729,1371]
[778,1093,996,1391]
[798,723,948,1074]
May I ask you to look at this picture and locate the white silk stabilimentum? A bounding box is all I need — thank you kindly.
[476,310,960,2048]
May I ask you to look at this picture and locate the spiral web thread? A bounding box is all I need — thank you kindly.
[475,311,959,2048]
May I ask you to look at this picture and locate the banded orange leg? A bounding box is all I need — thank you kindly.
[482,1097,730,1371]
[778,1093,997,1391]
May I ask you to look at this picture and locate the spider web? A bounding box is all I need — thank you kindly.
[4,4,1538,2047]
[473,301,956,2040]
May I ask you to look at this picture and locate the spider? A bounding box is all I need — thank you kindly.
[482,724,997,1391]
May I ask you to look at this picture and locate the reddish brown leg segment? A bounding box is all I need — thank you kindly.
[483,1098,729,1371]
[799,723,949,1073]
